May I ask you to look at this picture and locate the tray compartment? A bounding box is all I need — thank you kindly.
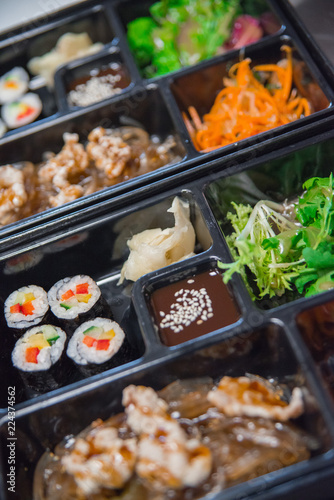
[116,0,283,80]
[1,322,333,500]
[204,129,334,310]
[0,86,186,238]
[170,35,330,155]
[54,46,133,111]
[0,190,211,409]
[0,3,114,136]
[140,258,242,347]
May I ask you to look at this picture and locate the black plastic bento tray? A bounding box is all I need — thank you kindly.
[1,2,334,499]
[0,0,333,245]
[2,120,334,499]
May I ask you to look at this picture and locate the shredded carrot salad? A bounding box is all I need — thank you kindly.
[183,46,311,152]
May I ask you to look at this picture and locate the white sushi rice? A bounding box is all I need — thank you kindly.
[67,317,125,365]
[48,275,101,320]
[12,325,66,372]
[2,92,42,128]
[5,285,49,329]
[0,67,29,104]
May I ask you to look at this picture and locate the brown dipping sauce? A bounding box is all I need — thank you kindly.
[150,268,240,346]
[67,63,131,107]
[68,63,130,91]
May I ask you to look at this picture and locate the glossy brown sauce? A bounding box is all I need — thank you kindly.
[150,268,240,346]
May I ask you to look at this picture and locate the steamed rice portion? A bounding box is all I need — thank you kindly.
[48,275,101,320]
[67,317,125,365]
[12,324,66,372]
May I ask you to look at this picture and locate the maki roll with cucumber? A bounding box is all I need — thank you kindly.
[0,67,29,104]
[48,275,111,332]
[67,317,127,376]
[11,324,69,394]
[5,285,49,332]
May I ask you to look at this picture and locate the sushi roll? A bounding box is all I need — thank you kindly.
[12,324,68,393]
[48,275,111,332]
[5,285,49,331]
[0,67,29,104]
[67,317,127,375]
[2,92,42,129]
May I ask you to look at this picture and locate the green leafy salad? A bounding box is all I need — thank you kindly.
[126,0,269,78]
[219,174,334,300]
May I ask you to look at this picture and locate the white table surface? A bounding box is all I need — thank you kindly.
[0,0,81,33]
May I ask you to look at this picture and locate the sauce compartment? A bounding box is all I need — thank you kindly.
[54,47,133,110]
[205,129,334,310]
[1,323,333,500]
[0,191,211,409]
[141,259,241,347]
[0,3,114,137]
[170,36,331,156]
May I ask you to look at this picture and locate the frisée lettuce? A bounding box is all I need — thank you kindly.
[219,174,334,300]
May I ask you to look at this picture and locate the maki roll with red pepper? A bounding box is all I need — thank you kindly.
[11,324,68,394]
[5,285,49,332]
[2,92,42,129]
[67,317,127,376]
[48,275,111,332]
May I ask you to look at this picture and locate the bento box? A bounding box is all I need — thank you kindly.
[1,1,334,499]
[0,0,333,245]
[1,118,334,499]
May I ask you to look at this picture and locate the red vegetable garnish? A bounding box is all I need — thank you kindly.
[17,104,34,120]
[96,339,110,351]
[10,303,21,314]
[76,283,89,295]
[82,336,110,350]
[21,301,35,316]
[26,346,40,363]
[61,289,75,301]
[224,15,263,51]
[83,335,95,347]
[10,301,35,315]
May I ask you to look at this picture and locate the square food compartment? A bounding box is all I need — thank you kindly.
[140,259,241,347]
[1,323,333,500]
[0,86,186,237]
[170,36,330,154]
[205,130,334,310]
[0,3,114,137]
[117,0,283,80]
[0,191,211,409]
[54,47,133,110]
